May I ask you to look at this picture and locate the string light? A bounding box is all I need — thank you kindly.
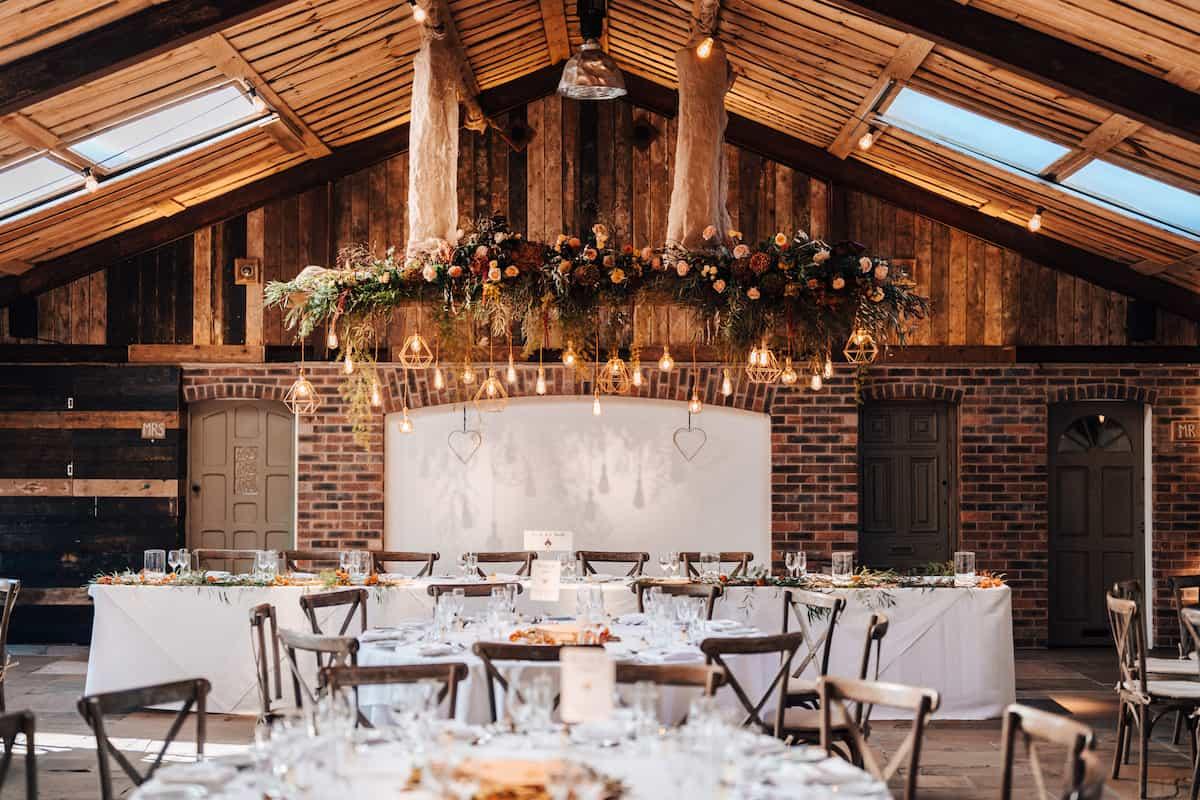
[1027,206,1045,233]
[696,36,714,59]
[721,368,733,397]
[857,126,877,151]
[535,367,547,395]
[82,167,99,194]
[408,0,427,23]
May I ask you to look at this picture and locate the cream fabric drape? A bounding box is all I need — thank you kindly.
[406,32,461,257]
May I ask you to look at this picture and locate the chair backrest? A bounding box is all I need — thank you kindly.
[285,548,345,572]
[299,588,368,636]
[321,663,469,725]
[699,631,805,735]
[427,582,524,600]
[635,582,723,618]
[1110,579,1142,603]
[471,551,537,577]
[192,549,258,574]
[782,588,847,682]
[1178,608,1200,668]
[0,579,19,712]
[681,552,753,578]
[1106,592,1148,698]
[1170,574,1200,657]
[614,663,725,694]
[0,710,35,799]
[817,676,940,800]
[471,642,597,722]
[577,551,649,577]
[277,628,359,708]
[372,551,439,578]
[999,702,1096,800]
[249,603,282,720]
[77,679,210,800]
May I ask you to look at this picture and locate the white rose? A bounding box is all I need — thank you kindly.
[859,256,872,273]
[703,225,717,241]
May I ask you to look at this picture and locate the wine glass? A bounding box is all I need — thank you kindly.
[794,551,806,578]
[658,552,671,576]
[168,549,183,575]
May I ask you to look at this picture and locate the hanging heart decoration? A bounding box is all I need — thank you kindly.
[672,425,707,462]
[447,429,482,465]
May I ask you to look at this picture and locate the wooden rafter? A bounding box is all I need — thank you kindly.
[826,0,1200,147]
[1040,114,1143,182]
[192,33,331,158]
[828,34,933,159]
[0,0,298,118]
[538,0,571,63]
[0,113,105,174]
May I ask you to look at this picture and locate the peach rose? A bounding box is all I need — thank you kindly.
[733,244,750,259]
[831,276,845,290]
[747,287,761,300]
[448,265,463,278]
[675,261,690,277]
[488,266,501,281]
[504,265,519,278]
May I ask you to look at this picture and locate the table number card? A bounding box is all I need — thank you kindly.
[523,530,574,553]
[529,558,562,601]
[559,647,615,723]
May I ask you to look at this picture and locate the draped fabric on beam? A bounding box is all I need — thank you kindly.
[406,32,461,256]
[666,42,733,250]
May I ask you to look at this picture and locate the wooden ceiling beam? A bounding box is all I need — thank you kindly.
[0,113,105,174]
[192,33,332,158]
[538,0,571,63]
[0,0,300,118]
[1040,113,1143,182]
[824,0,1200,147]
[828,34,933,159]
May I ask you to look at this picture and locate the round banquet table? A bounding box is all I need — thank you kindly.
[86,578,1014,719]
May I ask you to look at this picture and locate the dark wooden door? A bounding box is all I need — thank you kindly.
[858,402,956,570]
[1048,401,1144,646]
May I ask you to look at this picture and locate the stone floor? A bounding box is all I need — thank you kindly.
[1,645,1193,798]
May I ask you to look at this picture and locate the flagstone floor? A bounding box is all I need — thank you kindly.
[2,645,1192,798]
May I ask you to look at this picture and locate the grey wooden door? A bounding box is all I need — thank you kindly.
[1048,401,1145,646]
[858,402,956,570]
[187,401,294,570]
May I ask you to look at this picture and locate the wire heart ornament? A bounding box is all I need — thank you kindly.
[447,429,482,464]
[672,425,707,462]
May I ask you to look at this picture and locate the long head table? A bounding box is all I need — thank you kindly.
[86,577,1014,719]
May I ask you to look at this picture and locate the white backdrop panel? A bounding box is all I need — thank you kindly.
[385,397,771,563]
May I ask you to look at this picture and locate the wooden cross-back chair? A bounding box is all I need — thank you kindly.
[321,663,469,727]
[249,603,283,721]
[471,642,601,723]
[427,582,524,600]
[577,551,649,577]
[681,552,753,578]
[1106,592,1200,800]
[77,678,210,800]
[0,580,19,713]
[634,582,723,618]
[818,676,940,800]
[1170,575,1200,658]
[1071,749,1109,800]
[285,548,345,573]
[781,588,847,704]
[372,551,439,577]
[1178,607,1200,800]
[699,631,804,736]
[192,548,259,574]
[0,710,36,799]
[277,628,359,709]
[470,551,537,577]
[300,588,368,636]
[999,703,1097,800]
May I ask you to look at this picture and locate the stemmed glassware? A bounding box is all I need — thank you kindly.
[167,548,189,576]
[785,551,806,579]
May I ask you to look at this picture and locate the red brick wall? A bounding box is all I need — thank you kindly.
[183,362,1200,649]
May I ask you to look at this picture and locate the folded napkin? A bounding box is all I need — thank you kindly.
[616,613,646,625]
[361,629,409,643]
[706,619,742,631]
[641,649,701,664]
[417,643,456,657]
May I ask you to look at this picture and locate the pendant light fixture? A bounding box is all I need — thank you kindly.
[558,0,626,100]
[284,336,320,415]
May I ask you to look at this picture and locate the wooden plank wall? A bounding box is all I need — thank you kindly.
[2,97,1196,350]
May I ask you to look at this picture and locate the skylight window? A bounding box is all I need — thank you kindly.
[69,83,260,171]
[881,89,1071,174]
[1062,160,1200,238]
[0,156,81,216]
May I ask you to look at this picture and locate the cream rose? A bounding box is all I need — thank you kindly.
[703,225,718,241]
[747,287,761,300]
[874,263,889,280]
[421,264,437,282]
[813,250,830,264]
[733,244,750,259]
[675,261,690,277]
[859,256,872,273]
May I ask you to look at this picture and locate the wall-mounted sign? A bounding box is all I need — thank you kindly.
[141,421,166,440]
[1172,418,1200,442]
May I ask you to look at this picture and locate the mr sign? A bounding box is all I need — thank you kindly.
[1172,418,1200,442]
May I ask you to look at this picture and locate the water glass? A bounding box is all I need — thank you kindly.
[630,680,660,737]
[831,551,854,581]
[143,549,166,581]
[339,550,353,573]
[524,674,554,732]
[256,549,278,582]
[954,550,977,586]
[465,552,479,580]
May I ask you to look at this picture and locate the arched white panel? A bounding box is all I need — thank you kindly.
[385,397,771,565]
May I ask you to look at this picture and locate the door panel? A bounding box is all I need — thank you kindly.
[858,402,956,570]
[188,401,295,572]
[1048,401,1144,646]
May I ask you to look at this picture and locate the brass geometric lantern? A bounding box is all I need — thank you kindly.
[474,368,508,413]
[399,331,434,368]
[597,353,631,395]
[745,341,782,384]
[284,336,320,415]
[843,329,879,365]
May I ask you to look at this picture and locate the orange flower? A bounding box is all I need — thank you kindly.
[365,573,380,586]
[206,575,219,583]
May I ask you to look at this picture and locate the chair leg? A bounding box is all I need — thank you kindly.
[1139,705,1150,800]
[1124,709,1135,765]
[1113,704,1128,779]
[1176,710,1187,746]
[1191,740,1200,800]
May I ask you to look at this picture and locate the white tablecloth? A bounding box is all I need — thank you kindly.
[86,581,1013,719]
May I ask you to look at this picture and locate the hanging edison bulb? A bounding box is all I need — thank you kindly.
[658,346,674,372]
[343,350,354,375]
[592,389,602,416]
[689,388,703,414]
[535,367,548,395]
[326,326,339,350]
[370,376,383,407]
[843,329,879,365]
[823,354,834,380]
[562,340,578,367]
[630,357,643,388]
[474,369,508,413]
[505,355,518,384]
[460,361,477,385]
[433,364,445,390]
[721,368,733,397]
[747,346,760,367]
[779,357,799,386]
[809,372,824,391]
[745,341,781,384]
[399,406,414,433]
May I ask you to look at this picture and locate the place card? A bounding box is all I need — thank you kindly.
[523,529,574,553]
[559,646,615,723]
[529,559,561,601]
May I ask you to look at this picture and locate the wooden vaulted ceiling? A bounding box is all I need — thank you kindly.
[0,0,1197,313]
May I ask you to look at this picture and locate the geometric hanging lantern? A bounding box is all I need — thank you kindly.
[473,368,509,413]
[744,342,782,384]
[597,354,632,395]
[843,329,879,365]
[284,368,320,415]
[399,331,435,368]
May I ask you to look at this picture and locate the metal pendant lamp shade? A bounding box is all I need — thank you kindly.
[558,1,626,100]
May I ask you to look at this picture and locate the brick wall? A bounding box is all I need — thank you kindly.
[183,362,1200,649]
